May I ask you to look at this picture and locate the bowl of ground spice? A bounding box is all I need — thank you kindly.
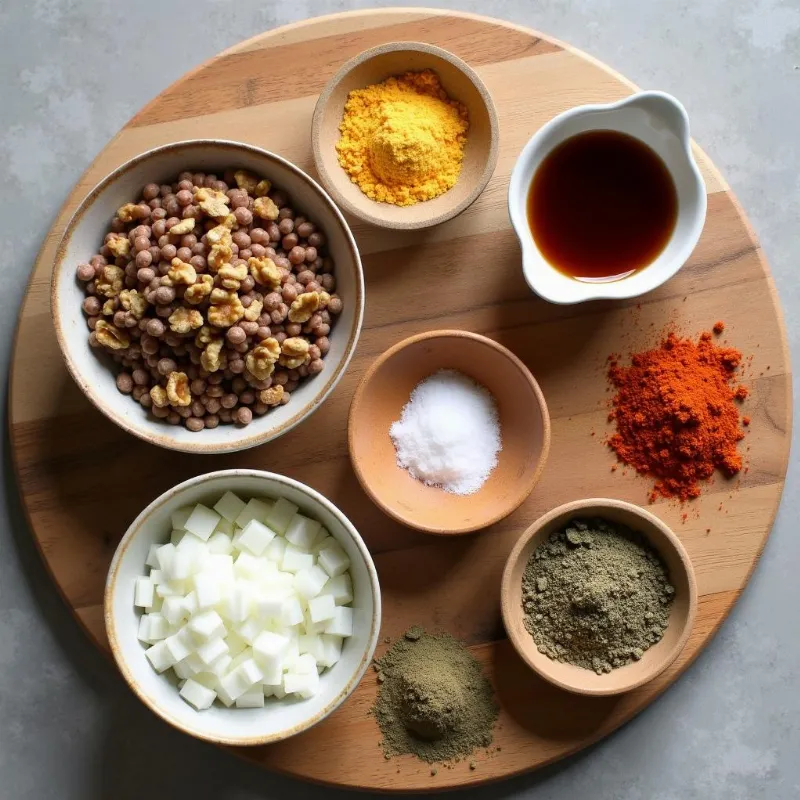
[312,42,499,230]
[501,499,697,695]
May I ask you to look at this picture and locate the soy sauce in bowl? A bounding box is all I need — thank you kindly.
[527,130,678,283]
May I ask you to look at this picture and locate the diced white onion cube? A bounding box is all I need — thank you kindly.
[182,591,198,616]
[137,615,151,642]
[321,573,353,606]
[214,518,235,536]
[213,491,246,523]
[265,497,298,534]
[188,610,226,643]
[180,678,216,710]
[234,498,273,529]
[285,513,321,550]
[317,543,350,578]
[155,543,176,573]
[171,506,194,531]
[236,687,265,708]
[236,617,262,645]
[281,596,304,627]
[134,577,154,608]
[253,631,289,669]
[197,636,229,666]
[255,589,286,621]
[319,634,343,668]
[149,568,165,585]
[162,595,186,626]
[184,504,221,542]
[237,519,276,556]
[281,545,314,574]
[298,634,325,662]
[294,565,329,600]
[207,532,233,555]
[145,641,175,673]
[146,613,169,641]
[170,550,194,581]
[284,669,319,698]
[325,606,353,637]
[145,544,161,569]
[311,533,333,554]
[209,653,232,677]
[164,627,193,662]
[192,572,221,609]
[265,537,288,564]
[170,529,186,547]
[309,594,336,623]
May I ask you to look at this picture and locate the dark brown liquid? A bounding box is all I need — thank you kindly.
[527,130,678,282]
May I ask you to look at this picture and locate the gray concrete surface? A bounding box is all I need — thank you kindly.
[0,1,797,798]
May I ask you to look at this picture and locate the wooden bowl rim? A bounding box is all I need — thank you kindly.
[347,329,552,535]
[500,498,699,696]
[311,41,500,230]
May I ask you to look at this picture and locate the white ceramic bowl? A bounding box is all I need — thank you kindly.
[105,469,381,746]
[52,140,364,454]
[508,91,707,304]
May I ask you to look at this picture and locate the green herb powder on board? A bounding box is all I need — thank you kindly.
[522,518,675,675]
[371,628,498,764]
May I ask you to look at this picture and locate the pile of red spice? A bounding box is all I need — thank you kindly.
[607,327,748,502]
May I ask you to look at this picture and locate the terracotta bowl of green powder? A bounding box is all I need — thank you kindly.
[501,499,697,696]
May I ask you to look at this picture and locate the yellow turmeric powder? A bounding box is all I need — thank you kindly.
[336,70,469,206]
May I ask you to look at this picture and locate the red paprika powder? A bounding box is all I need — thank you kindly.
[607,328,747,502]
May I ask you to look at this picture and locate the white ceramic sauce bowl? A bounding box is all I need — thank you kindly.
[105,469,381,746]
[52,140,364,454]
[508,92,706,304]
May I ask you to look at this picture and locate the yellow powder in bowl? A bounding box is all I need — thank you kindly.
[335,70,469,206]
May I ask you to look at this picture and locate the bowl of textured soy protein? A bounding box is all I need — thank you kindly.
[312,42,499,230]
[501,499,697,696]
[348,330,550,535]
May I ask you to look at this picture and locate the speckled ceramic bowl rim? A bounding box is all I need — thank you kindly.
[347,329,552,534]
[51,139,365,454]
[311,42,500,230]
[500,498,698,696]
[104,468,382,746]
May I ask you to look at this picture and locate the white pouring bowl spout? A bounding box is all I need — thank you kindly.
[508,91,707,305]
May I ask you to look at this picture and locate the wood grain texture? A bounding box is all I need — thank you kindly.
[8,8,792,793]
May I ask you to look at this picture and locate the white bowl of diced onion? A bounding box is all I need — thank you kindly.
[105,469,381,746]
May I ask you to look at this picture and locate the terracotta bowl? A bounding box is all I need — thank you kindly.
[348,330,550,535]
[311,42,499,230]
[501,499,698,696]
[51,140,364,454]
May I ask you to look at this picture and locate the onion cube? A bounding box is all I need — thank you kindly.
[220,661,261,702]
[239,658,264,686]
[171,505,194,531]
[298,634,325,662]
[223,582,255,624]
[184,504,220,542]
[192,572,221,609]
[155,543,176,573]
[184,652,205,675]
[182,591,199,616]
[213,491,246,523]
[273,684,287,699]
[325,606,353,637]
[207,554,234,582]
[137,615,151,642]
[237,519,276,556]
[180,678,216,711]
[303,614,327,635]
[319,634,343,668]
[146,613,169,641]
[309,594,336,623]
[284,669,319,698]
[321,574,353,606]
[134,577,154,608]
[281,596,304,627]
[282,546,314,574]
[209,653,232,677]
[170,550,194,581]
[225,630,248,658]
[145,641,175,673]
[311,533,333,554]
[236,687,265,708]
[265,537,288,564]
[234,552,263,579]
[293,653,318,674]
[173,659,193,681]
[164,627,193,662]
[285,514,321,550]
[256,589,286,621]
[146,543,161,569]
[188,609,226,643]
[197,636,229,666]
[237,617,262,645]
[149,568,165,585]
[234,498,273,529]
[317,543,350,578]
[284,635,300,664]
[162,596,186,626]
[156,580,183,598]
[214,518,235,536]
[170,529,186,547]
[253,631,289,668]
[261,659,283,686]
[265,497,299,534]
[216,683,235,707]
[207,532,233,555]
[294,566,329,600]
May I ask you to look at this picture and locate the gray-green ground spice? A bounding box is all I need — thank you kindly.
[371,629,498,764]
[522,518,675,674]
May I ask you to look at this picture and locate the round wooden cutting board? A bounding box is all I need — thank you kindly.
[9,8,792,793]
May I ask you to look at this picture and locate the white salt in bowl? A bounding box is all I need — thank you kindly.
[105,469,381,746]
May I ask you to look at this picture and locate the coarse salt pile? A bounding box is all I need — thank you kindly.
[134,491,354,711]
[389,369,502,495]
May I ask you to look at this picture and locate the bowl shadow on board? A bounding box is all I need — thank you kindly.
[491,638,623,740]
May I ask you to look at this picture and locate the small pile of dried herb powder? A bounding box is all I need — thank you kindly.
[371,628,498,764]
[522,518,675,674]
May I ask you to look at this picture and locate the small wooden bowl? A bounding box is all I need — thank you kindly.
[348,330,550,535]
[311,42,499,230]
[501,499,698,696]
